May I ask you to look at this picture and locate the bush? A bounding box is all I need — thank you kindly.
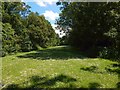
[99,47,120,60]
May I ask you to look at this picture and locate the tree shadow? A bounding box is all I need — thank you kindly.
[40,74,77,86]
[3,74,77,89]
[17,46,87,60]
[80,66,104,74]
[89,82,101,88]
[80,66,98,72]
[80,63,120,75]
[2,84,20,90]
[105,63,120,75]
[105,63,120,89]
[116,82,120,88]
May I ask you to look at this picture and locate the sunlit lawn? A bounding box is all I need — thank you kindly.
[2,46,119,89]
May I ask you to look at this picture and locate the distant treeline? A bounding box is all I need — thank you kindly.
[1,2,60,56]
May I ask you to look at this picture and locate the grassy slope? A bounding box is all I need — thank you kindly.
[2,46,119,88]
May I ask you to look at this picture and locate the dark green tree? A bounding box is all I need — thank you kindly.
[56,2,120,59]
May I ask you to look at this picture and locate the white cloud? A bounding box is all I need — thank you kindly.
[36,1,46,7]
[43,10,59,21]
[46,0,57,5]
[52,24,65,38]
[34,0,57,7]
[22,0,57,7]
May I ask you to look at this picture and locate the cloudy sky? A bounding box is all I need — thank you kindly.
[22,0,65,37]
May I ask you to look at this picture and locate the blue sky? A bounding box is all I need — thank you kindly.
[25,2,61,24]
[22,0,65,37]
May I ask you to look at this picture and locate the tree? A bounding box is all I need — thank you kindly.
[56,2,120,58]
[2,2,59,56]
[2,2,32,52]
[2,23,18,56]
[27,12,59,49]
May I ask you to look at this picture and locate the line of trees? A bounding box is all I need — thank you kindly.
[56,2,120,60]
[2,2,60,56]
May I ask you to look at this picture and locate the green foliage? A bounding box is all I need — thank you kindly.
[60,36,68,45]
[2,2,59,56]
[27,13,58,48]
[55,34,60,46]
[99,47,120,61]
[56,2,120,59]
[19,28,33,52]
[2,23,17,56]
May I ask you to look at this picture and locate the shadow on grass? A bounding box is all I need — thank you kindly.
[17,46,87,60]
[3,74,77,89]
[89,82,101,88]
[80,64,120,89]
[80,66,98,72]
[105,63,120,89]
[2,84,19,90]
[80,63,120,75]
[105,63,120,75]
[116,82,120,88]
[80,66,104,74]
[40,74,76,86]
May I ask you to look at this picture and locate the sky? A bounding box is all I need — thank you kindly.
[22,0,65,37]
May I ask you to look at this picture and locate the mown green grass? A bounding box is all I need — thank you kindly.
[2,46,119,89]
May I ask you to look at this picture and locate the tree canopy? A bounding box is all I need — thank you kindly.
[2,2,59,56]
[56,2,120,59]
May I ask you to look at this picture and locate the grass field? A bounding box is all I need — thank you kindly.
[2,46,119,89]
